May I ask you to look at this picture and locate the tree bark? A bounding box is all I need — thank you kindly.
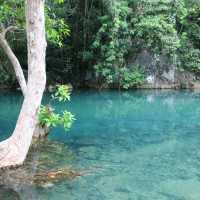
[0,0,46,168]
[0,29,48,138]
[33,125,50,138]
[0,33,27,96]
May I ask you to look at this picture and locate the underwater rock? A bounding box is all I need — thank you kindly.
[0,185,21,200]
[33,167,83,186]
[0,140,82,198]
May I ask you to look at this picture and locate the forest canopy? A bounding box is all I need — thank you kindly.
[1,0,200,89]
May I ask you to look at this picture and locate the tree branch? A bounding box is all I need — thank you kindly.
[1,26,18,39]
[0,32,27,96]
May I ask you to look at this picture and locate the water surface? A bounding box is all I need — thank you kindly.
[1,90,200,200]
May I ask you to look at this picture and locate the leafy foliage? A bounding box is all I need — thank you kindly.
[38,85,75,131]
[1,0,200,88]
[92,1,134,87]
[0,0,70,87]
[0,0,69,45]
[45,1,70,47]
[120,66,145,89]
[53,85,71,102]
[176,1,200,73]
[0,0,24,28]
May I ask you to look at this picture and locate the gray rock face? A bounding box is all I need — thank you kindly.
[128,49,197,89]
[85,49,198,89]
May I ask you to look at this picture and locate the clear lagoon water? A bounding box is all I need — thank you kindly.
[1,90,200,200]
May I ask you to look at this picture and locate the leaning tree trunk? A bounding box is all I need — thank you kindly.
[0,32,27,96]
[0,32,48,138]
[0,0,46,168]
[0,33,48,138]
[0,26,48,138]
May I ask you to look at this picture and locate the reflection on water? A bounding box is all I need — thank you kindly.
[1,90,200,199]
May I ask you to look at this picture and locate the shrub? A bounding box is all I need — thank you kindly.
[38,85,75,132]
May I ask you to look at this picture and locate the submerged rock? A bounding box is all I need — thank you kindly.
[0,185,21,200]
[33,167,83,186]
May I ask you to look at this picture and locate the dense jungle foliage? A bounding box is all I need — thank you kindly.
[1,0,200,89]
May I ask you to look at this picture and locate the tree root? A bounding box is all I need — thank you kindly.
[0,138,24,170]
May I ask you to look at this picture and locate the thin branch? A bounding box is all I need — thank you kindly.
[2,26,18,38]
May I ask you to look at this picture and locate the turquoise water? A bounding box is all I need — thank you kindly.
[1,90,200,199]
